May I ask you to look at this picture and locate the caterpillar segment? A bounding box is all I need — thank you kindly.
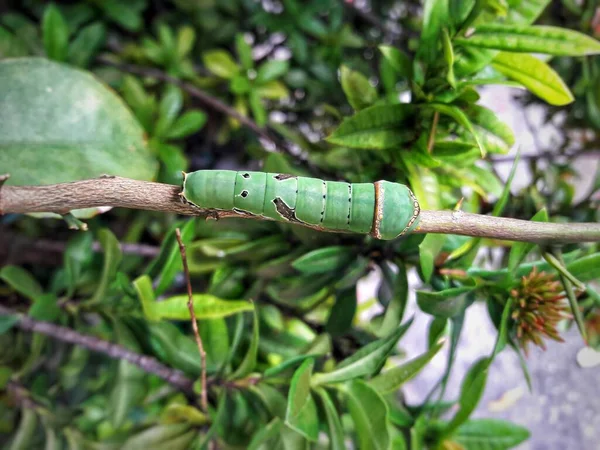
[181,170,421,240]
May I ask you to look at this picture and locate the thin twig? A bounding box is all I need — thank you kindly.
[1,176,599,244]
[0,305,195,392]
[427,111,439,153]
[175,228,208,413]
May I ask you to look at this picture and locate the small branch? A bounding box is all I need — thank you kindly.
[416,210,600,244]
[175,228,208,413]
[1,177,599,244]
[427,111,439,153]
[0,305,194,393]
[5,381,39,410]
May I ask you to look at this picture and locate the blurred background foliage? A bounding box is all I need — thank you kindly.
[0,0,599,448]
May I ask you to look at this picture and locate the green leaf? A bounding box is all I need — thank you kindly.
[286,359,319,441]
[229,309,259,380]
[8,408,38,450]
[430,104,485,156]
[42,4,69,61]
[122,423,192,448]
[249,90,267,126]
[176,25,195,59]
[344,380,390,450]
[565,252,600,283]
[454,419,530,449]
[292,246,353,275]
[466,104,515,154]
[257,80,289,100]
[264,355,317,378]
[165,110,207,139]
[68,22,106,68]
[449,0,476,29]
[0,315,19,334]
[326,289,356,338]
[248,418,284,450]
[155,84,183,137]
[417,287,473,318]
[0,58,157,205]
[418,0,449,64]
[418,234,446,283]
[0,265,43,301]
[442,29,456,87]
[64,231,93,297]
[235,34,253,70]
[456,25,600,56]
[326,104,415,149]
[203,49,240,79]
[379,45,413,79]
[340,65,377,111]
[445,357,490,435]
[257,59,290,84]
[140,290,253,321]
[508,209,548,272]
[109,320,146,428]
[377,260,409,337]
[311,320,412,386]
[29,294,61,322]
[492,52,574,106]
[147,220,195,296]
[368,339,445,394]
[315,388,345,450]
[89,228,122,304]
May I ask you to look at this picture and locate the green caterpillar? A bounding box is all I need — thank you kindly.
[181,170,420,240]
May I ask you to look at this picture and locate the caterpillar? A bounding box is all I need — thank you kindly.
[181,170,420,240]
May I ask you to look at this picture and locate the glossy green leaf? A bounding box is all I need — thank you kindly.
[0,265,43,301]
[379,45,413,79]
[248,418,284,450]
[249,89,267,126]
[315,388,345,450]
[368,339,445,394]
[89,228,122,304]
[42,4,69,61]
[340,65,377,111]
[229,309,259,379]
[418,0,449,64]
[467,104,515,154]
[449,0,476,29]
[417,287,473,318]
[292,246,353,275]
[419,234,446,283]
[286,359,319,441]
[508,209,548,272]
[311,320,412,386]
[492,52,574,106]
[0,58,157,196]
[147,321,202,374]
[326,104,415,149]
[257,59,289,84]
[264,355,317,378]
[68,22,106,67]
[456,25,600,56]
[200,318,230,370]
[454,419,530,449]
[565,252,600,283]
[428,317,448,348]
[442,29,456,87]
[203,49,240,79]
[0,315,19,334]
[431,104,485,156]
[344,380,390,450]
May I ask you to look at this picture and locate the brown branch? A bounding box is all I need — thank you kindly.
[0,305,194,393]
[175,228,208,413]
[1,176,599,244]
